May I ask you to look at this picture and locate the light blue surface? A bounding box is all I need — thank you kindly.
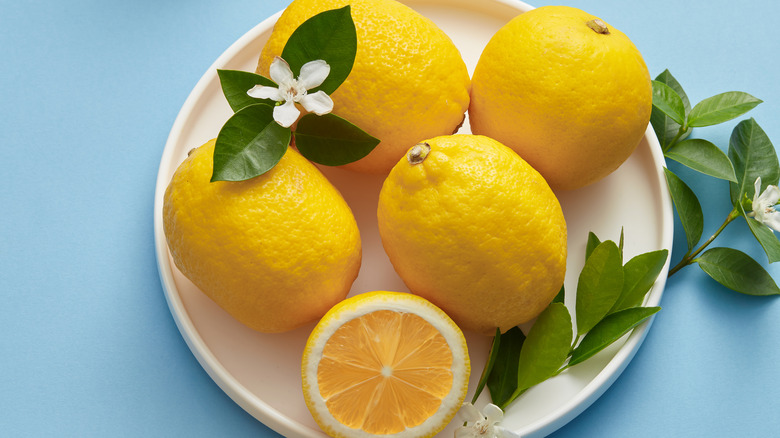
[2,0,779,436]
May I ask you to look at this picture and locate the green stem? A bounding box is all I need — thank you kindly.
[663,125,687,153]
[668,206,740,276]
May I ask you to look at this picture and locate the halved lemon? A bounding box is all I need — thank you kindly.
[302,291,470,438]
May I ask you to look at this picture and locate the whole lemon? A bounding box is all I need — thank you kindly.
[469,6,652,191]
[377,135,567,335]
[163,139,361,333]
[257,0,470,174]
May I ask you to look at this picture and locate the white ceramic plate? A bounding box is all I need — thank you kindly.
[153,0,674,436]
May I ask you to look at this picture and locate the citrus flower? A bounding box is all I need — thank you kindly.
[455,402,521,438]
[749,177,780,232]
[247,56,333,127]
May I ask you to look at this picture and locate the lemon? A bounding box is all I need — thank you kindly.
[469,6,652,190]
[302,291,469,438]
[257,0,470,174]
[162,139,361,333]
[377,135,567,335]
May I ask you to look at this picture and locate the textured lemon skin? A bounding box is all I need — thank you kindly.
[302,291,469,438]
[162,139,361,333]
[469,6,652,191]
[258,0,470,174]
[377,135,567,335]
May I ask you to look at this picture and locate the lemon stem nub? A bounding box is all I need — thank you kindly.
[408,142,431,165]
[586,18,609,34]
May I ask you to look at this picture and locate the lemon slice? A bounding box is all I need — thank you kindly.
[302,291,470,438]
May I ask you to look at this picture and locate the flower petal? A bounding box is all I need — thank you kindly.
[761,211,780,232]
[483,404,504,424]
[753,177,763,207]
[300,91,334,115]
[269,56,294,86]
[273,100,300,128]
[246,84,282,101]
[298,59,331,90]
[457,402,483,423]
[759,185,780,206]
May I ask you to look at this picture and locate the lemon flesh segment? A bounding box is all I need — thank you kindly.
[302,291,470,438]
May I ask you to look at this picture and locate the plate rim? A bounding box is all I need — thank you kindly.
[153,1,674,436]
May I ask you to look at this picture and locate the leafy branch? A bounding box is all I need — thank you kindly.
[210,6,379,182]
[652,69,780,295]
[472,231,668,410]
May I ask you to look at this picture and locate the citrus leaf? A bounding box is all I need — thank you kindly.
[281,6,356,95]
[472,328,501,403]
[664,167,703,251]
[516,303,572,393]
[611,249,669,313]
[211,104,291,182]
[688,91,762,127]
[552,285,565,304]
[728,118,780,205]
[294,113,380,166]
[739,203,780,263]
[665,138,737,182]
[569,306,660,367]
[651,70,691,149]
[651,80,686,126]
[656,69,692,111]
[217,69,276,113]
[696,247,780,296]
[576,240,624,335]
[585,231,601,260]
[651,105,680,150]
[486,326,525,408]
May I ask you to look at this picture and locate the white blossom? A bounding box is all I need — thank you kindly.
[247,56,333,127]
[454,403,521,438]
[749,177,780,232]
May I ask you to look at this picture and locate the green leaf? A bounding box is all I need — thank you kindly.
[651,105,680,150]
[665,139,737,182]
[211,104,292,182]
[688,91,762,128]
[552,285,565,304]
[472,328,501,403]
[576,241,624,335]
[739,203,780,263]
[611,250,669,312]
[569,306,660,367]
[656,69,692,111]
[729,118,780,205]
[651,80,686,126]
[294,113,380,166]
[281,6,356,95]
[585,232,601,260]
[651,70,691,149]
[696,247,780,296]
[486,326,525,408]
[516,303,572,393]
[664,167,704,251]
[217,69,277,113]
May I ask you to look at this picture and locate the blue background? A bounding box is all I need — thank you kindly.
[2,0,778,436]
